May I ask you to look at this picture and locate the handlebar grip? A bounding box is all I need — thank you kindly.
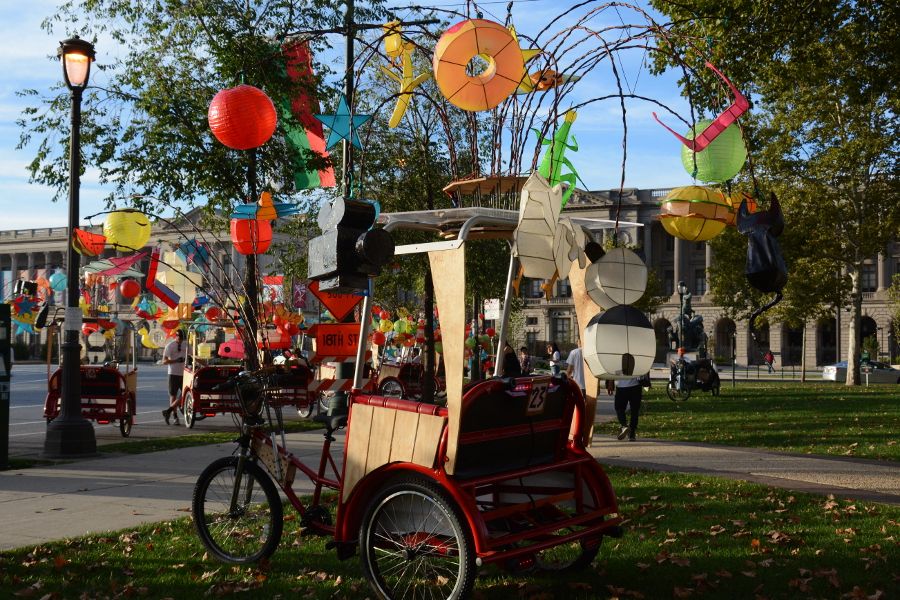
[212,379,236,392]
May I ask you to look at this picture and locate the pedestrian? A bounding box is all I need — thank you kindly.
[161,329,186,425]
[501,342,522,377]
[519,347,532,375]
[547,342,561,376]
[763,350,775,373]
[608,376,643,441]
[566,346,586,396]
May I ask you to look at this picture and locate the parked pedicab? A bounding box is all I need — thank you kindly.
[667,355,721,401]
[43,321,138,437]
[191,207,629,599]
[375,355,446,399]
[178,324,316,427]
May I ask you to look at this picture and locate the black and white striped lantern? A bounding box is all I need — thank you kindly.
[583,305,655,379]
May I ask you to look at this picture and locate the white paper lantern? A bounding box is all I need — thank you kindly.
[583,305,655,379]
[585,247,647,309]
[514,172,563,280]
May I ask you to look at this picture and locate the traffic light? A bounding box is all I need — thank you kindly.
[308,198,394,293]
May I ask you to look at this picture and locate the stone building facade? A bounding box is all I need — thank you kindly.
[520,188,899,367]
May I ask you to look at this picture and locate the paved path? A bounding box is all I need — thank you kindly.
[1,428,898,552]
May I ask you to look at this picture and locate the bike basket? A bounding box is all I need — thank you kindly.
[235,377,265,417]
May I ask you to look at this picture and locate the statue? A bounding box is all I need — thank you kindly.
[673,291,707,351]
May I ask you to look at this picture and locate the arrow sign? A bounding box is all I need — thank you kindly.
[308,323,361,358]
[308,280,362,321]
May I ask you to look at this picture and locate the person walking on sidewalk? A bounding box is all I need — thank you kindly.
[763,350,775,373]
[547,342,561,376]
[161,329,186,425]
[566,346,586,396]
[608,376,643,441]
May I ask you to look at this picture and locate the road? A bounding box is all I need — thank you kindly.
[5,363,253,459]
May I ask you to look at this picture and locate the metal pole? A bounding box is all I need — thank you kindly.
[44,85,96,457]
[244,148,260,370]
[493,254,517,377]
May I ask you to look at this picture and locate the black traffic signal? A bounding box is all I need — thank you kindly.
[308,198,394,293]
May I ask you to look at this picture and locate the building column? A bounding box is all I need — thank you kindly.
[642,222,652,263]
[44,251,53,270]
[704,243,713,296]
[26,252,35,280]
[673,237,683,298]
[877,252,887,291]
[10,253,18,283]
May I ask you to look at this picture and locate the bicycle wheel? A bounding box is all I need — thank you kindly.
[183,391,197,428]
[192,456,283,564]
[360,476,475,600]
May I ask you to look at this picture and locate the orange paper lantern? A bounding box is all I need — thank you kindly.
[230,218,273,255]
[208,84,277,150]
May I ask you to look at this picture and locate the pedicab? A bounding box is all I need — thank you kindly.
[666,355,721,400]
[192,205,637,599]
[375,353,446,398]
[178,323,316,427]
[43,318,138,437]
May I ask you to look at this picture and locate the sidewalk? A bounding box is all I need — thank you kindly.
[1,429,898,551]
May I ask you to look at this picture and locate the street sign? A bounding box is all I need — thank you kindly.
[307,323,362,358]
[308,280,363,322]
[483,298,500,321]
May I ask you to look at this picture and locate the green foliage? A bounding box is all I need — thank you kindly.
[889,274,900,349]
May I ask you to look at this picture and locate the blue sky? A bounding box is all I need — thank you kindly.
[0,0,696,230]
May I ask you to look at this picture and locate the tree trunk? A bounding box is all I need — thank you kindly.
[845,265,862,386]
[800,325,807,383]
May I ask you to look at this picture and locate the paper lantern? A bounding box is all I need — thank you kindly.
[49,272,67,292]
[208,84,277,150]
[659,186,732,242]
[724,191,758,226]
[681,120,747,183]
[72,228,106,256]
[393,319,407,334]
[119,279,141,299]
[465,336,477,349]
[104,210,151,251]
[379,319,393,333]
[372,331,386,346]
[513,172,563,279]
[205,306,223,321]
[585,247,648,310]
[230,218,272,255]
[583,305,655,379]
[433,19,524,112]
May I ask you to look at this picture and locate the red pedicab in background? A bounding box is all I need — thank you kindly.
[178,323,316,428]
[43,320,138,437]
[192,207,637,599]
[375,353,446,399]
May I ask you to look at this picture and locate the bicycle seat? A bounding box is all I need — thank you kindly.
[314,412,347,431]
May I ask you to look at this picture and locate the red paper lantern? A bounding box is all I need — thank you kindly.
[485,327,496,337]
[205,306,223,321]
[119,279,141,299]
[208,84,277,150]
[283,322,300,336]
[230,218,273,255]
[372,331,386,346]
[379,310,391,320]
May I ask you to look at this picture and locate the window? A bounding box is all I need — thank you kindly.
[552,317,571,345]
[527,279,542,298]
[526,316,538,326]
[665,235,675,251]
[861,263,877,293]
[664,270,674,296]
[694,268,706,295]
[526,331,538,348]
[556,279,571,298]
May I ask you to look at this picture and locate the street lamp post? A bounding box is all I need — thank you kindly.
[676,280,688,352]
[43,36,97,457]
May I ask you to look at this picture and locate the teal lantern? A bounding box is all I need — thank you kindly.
[681,120,747,183]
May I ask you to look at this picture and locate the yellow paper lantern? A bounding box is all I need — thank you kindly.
[659,186,731,242]
[104,209,151,251]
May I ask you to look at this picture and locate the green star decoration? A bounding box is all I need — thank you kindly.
[314,94,372,150]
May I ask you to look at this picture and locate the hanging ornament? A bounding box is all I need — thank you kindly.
[208,84,277,150]
[72,228,106,256]
[104,209,151,251]
[584,306,655,379]
[585,248,648,310]
[314,94,372,150]
[681,120,747,183]
[49,272,68,292]
[659,186,732,242]
[230,218,273,255]
[119,278,141,299]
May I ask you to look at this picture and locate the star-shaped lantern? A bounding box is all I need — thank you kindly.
[314,94,372,150]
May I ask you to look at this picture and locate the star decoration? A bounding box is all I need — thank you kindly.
[314,94,372,150]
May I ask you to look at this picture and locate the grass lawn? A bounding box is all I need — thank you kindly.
[629,382,900,462]
[2,466,896,599]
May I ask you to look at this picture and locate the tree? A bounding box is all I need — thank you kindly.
[651,0,900,385]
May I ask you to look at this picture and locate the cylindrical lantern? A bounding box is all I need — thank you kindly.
[659,186,731,242]
[583,305,655,379]
[208,84,277,150]
[230,218,273,255]
[104,210,151,251]
[119,278,141,299]
[681,120,747,183]
[49,272,68,292]
[585,247,648,310]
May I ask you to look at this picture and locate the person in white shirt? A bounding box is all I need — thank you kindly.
[161,329,186,425]
[565,346,586,395]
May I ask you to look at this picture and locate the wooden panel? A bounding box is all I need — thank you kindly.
[365,406,398,473]
[429,245,466,474]
[389,409,420,462]
[568,260,602,446]
[341,403,375,501]
[412,412,446,467]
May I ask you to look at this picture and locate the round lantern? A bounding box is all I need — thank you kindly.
[393,319,406,334]
[681,120,747,183]
[208,84,277,150]
[104,209,151,251]
[230,218,273,255]
[205,306,223,321]
[465,336,476,349]
[583,305,655,379]
[585,247,648,310]
[380,310,391,320]
[49,272,67,292]
[659,186,731,242]
[372,331,386,346]
[119,278,141,299]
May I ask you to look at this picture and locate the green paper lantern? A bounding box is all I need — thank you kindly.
[681,120,747,183]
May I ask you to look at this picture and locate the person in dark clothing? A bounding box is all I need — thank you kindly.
[501,342,522,377]
[607,377,643,441]
[519,347,532,375]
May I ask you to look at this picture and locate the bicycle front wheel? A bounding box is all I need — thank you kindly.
[192,456,283,564]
